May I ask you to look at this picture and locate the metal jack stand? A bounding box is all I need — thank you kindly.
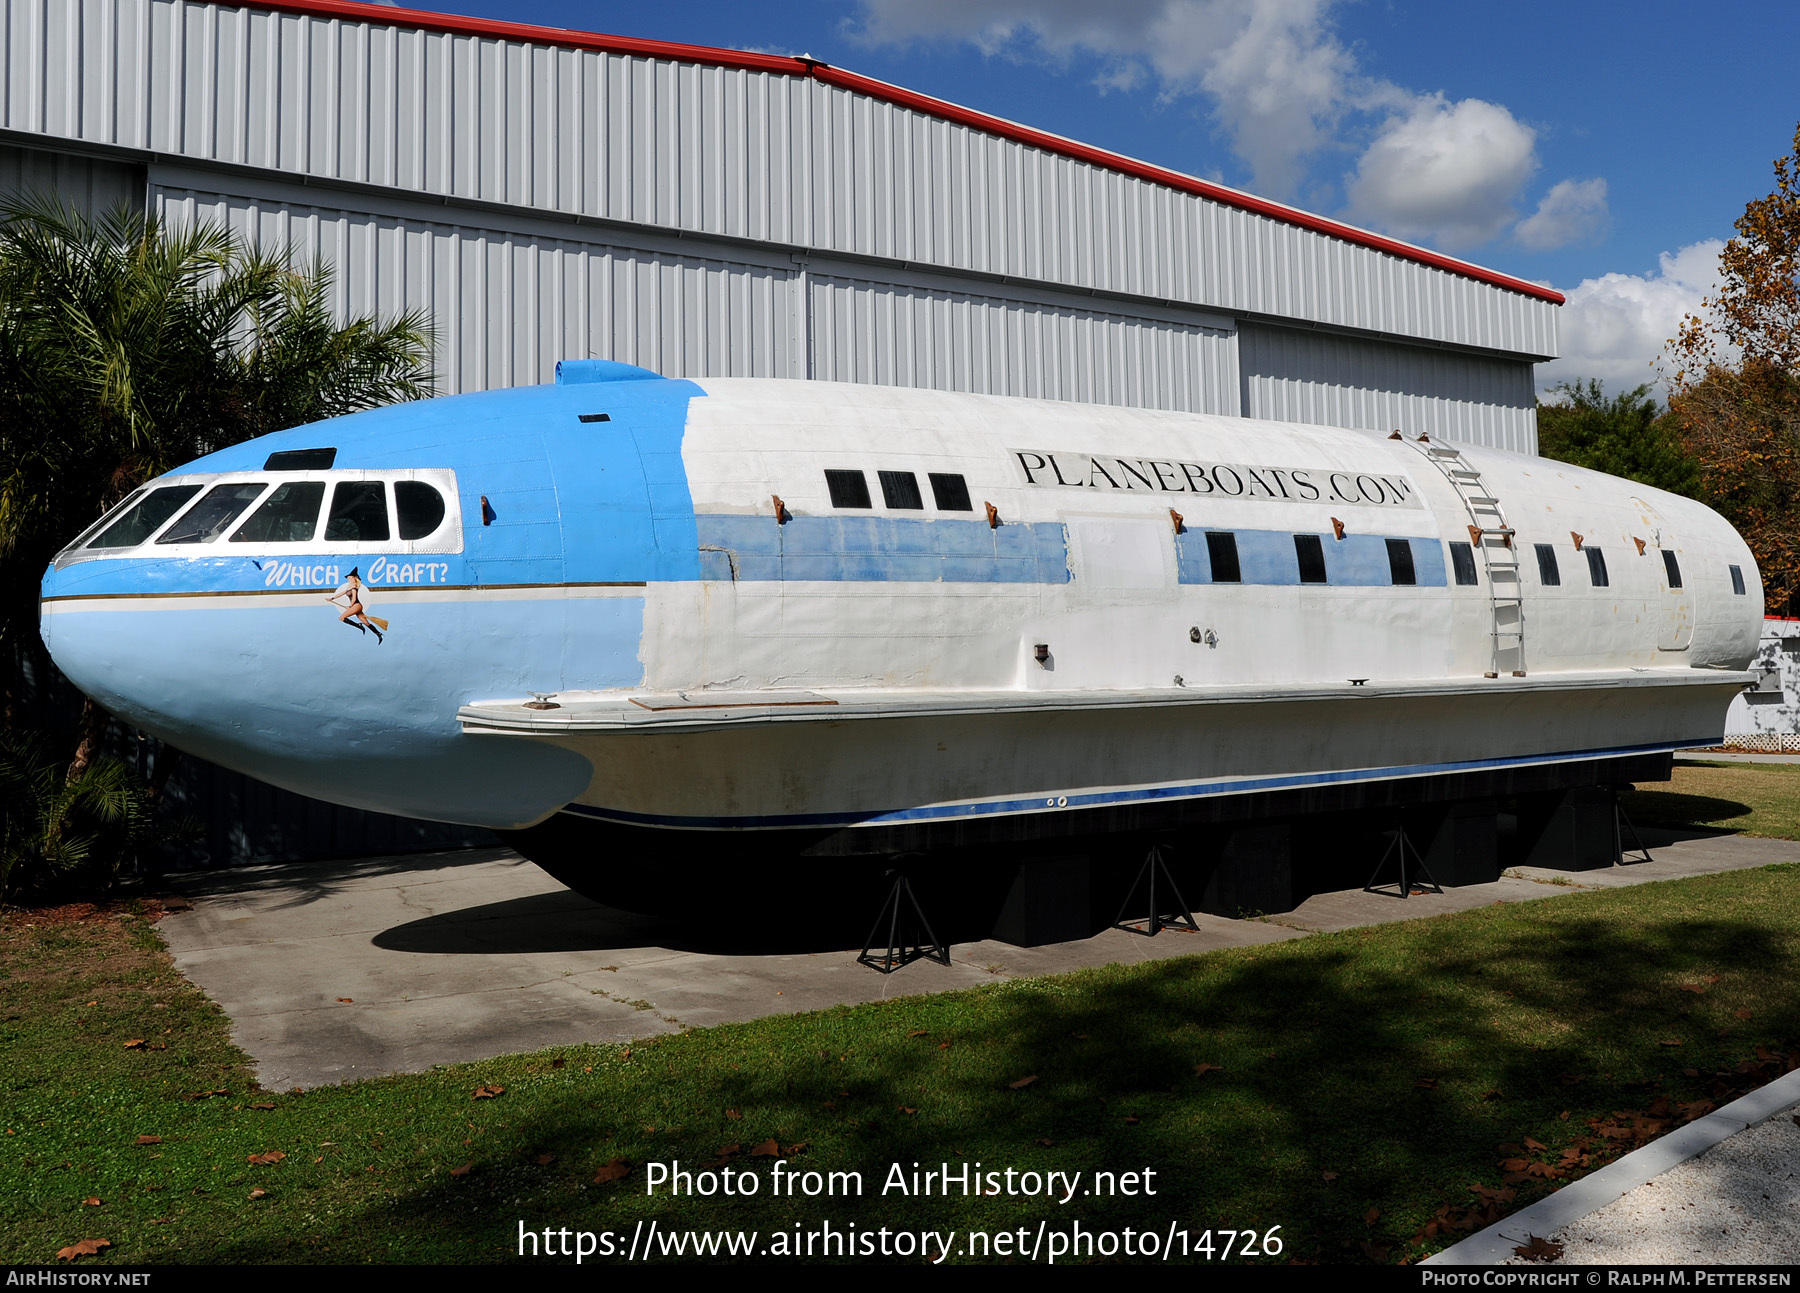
[1615,796,1653,866]
[858,868,950,973]
[1364,826,1442,899]
[1112,843,1199,936]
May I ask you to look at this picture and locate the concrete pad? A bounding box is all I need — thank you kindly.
[157,831,1800,1091]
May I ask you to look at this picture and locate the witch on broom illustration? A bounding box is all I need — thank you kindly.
[329,568,388,643]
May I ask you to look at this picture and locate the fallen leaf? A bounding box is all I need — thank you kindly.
[938,1042,950,1050]
[1659,1038,1683,1047]
[1322,1171,1339,1182]
[1523,1137,1547,1152]
[1363,1207,1380,1226]
[1413,1077,1438,1090]
[122,1040,145,1050]
[1123,1115,1140,1125]
[248,1188,267,1200]
[1680,984,1707,994]
[898,1106,917,1115]
[56,1239,110,1261]
[186,1089,228,1101]
[135,1135,162,1146]
[450,1163,473,1178]
[1559,1111,1570,1121]
[1513,1235,1564,1261]
[1008,1075,1038,1090]
[1071,1033,1088,1040]
[1193,1063,1222,1077]
[313,1156,323,1165]
[246,1151,286,1166]
[1038,1138,1055,1147]
[908,1029,928,1037]
[1734,1010,1753,1020]
[248,1103,275,1111]
[749,1139,781,1158]
[725,1109,741,1121]
[536,1153,556,1166]
[85,1001,96,1007]
[336,998,353,1004]
[82,1198,101,1207]
[472,1085,505,1100]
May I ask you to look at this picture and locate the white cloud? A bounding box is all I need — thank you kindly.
[1344,95,1538,249]
[852,0,1569,251]
[853,0,1361,199]
[1515,178,1610,251]
[1536,240,1725,398]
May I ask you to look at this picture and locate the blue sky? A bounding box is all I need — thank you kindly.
[381,0,1800,397]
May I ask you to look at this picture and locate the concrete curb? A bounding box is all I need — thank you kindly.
[1424,1065,1800,1265]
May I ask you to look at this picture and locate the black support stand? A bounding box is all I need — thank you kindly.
[1112,843,1199,936]
[1615,798,1653,866]
[857,869,950,973]
[1364,826,1443,899]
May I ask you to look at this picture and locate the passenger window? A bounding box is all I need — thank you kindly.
[1586,547,1609,587]
[1385,538,1416,586]
[879,471,924,510]
[1294,534,1327,584]
[395,481,446,540]
[1535,544,1561,587]
[87,486,201,548]
[232,481,327,543]
[324,482,391,542]
[928,473,973,511]
[1205,532,1241,583]
[1449,540,1479,586]
[1662,550,1683,589]
[1730,565,1747,596]
[156,483,269,545]
[824,470,871,509]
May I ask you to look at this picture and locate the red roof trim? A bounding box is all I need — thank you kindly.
[232,0,1564,306]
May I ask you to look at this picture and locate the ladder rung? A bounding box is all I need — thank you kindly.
[1427,446,1463,458]
[1467,496,1500,506]
[1449,469,1481,479]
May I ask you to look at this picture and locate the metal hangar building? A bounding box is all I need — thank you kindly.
[2,0,1562,455]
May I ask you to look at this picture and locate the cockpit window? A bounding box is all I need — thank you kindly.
[394,481,446,540]
[156,483,270,544]
[231,481,327,543]
[325,482,390,542]
[88,485,203,548]
[70,489,147,549]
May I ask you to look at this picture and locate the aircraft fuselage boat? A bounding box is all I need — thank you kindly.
[39,363,1761,927]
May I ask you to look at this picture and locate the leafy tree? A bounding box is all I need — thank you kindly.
[1535,379,1699,497]
[1665,123,1800,614]
[0,198,433,882]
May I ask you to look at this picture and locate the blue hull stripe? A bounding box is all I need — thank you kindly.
[558,736,1711,831]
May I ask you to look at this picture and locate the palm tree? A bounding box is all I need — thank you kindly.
[0,197,434,796]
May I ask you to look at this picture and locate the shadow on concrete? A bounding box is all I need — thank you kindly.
[371,889,874,957]
[167,847,522,909]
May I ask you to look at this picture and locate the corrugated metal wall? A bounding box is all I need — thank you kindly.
[1239,323,1539,454]
[2,0,1558,364]
[810,272,1241,414]
[0,140,140,212]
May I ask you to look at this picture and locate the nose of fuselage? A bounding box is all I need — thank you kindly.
[38,552,596,830]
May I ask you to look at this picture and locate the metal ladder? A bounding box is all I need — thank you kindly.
[1410,438,1525,678]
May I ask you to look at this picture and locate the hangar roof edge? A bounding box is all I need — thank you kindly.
[228,0,1564,308]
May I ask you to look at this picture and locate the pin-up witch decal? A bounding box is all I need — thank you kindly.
[328,568,389,643]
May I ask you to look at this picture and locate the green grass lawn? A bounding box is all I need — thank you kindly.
[5,862,1800,1266]
[1623,759,1800,839]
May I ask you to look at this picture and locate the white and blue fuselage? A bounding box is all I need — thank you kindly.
[40,361,1763,871]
